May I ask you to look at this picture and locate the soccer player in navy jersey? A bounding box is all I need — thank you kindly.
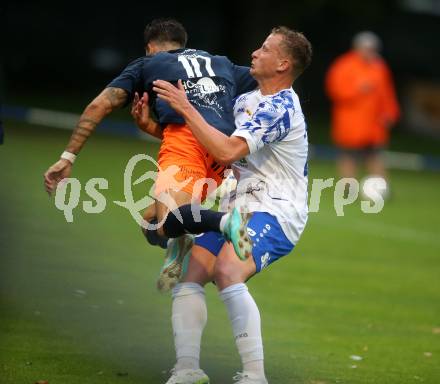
[43,18,256,291]
[149,27,312,384]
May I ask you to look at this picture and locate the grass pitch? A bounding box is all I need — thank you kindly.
[1,122,439,383]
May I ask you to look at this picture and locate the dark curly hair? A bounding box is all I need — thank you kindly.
[144,18,187,48]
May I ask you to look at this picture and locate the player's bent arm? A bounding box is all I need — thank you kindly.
[181,104,249,165]
[137,120,163,139]
[131,92,163,140]
[65,87,128,154]
[44,87,128,195]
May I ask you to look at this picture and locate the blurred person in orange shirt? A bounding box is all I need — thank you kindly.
[325,31,400,190]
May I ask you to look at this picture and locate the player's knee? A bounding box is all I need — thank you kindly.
[154,211,169,238]
[214,258,244,286]
[162,207,185,238]
[157,226,166,238]
[141,218,168,249]
[140,214,153,235]
[140,217,149,238]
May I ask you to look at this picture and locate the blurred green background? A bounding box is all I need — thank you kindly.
[1,122,439,384]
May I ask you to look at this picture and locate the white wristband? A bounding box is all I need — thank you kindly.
[61,151,77,164]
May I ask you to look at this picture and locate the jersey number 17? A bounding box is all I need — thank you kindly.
[178,55,216,78]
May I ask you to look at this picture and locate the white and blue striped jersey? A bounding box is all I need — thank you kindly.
[230,88,308,245]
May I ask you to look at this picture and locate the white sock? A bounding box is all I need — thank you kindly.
[171,282,207,371]
[219,213,230,233]
[220,283,266,378]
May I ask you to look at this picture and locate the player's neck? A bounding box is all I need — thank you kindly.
[258,77,292,96]
[159,43,182,52]
[147,42,183,55]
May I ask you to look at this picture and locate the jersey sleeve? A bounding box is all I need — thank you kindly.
[232,98,292,153]
[106,57,145,104]
[232,65,258,96]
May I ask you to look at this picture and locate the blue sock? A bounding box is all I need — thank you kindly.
[143,218,168,249]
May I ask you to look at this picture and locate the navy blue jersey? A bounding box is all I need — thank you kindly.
[107,49,257,136]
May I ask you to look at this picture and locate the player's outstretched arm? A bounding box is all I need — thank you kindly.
[66,87,128,154]
[43,87,128,195]
[131,92,163,139]
[153,80,249,165]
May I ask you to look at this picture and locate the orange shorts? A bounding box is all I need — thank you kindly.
[155,124,226,201]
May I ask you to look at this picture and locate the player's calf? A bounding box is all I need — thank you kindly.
[163,204,225,238]
[163,205,253,261]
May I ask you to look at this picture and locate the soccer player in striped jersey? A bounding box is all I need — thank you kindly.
[152,27,312,384]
